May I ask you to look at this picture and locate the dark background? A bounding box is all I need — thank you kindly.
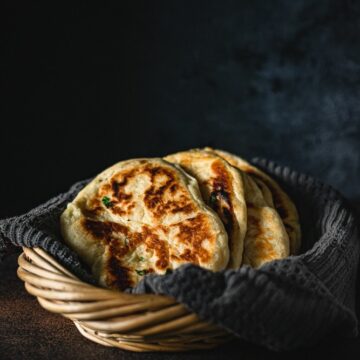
[1,1,360,217]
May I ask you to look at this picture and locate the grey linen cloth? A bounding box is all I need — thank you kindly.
[0,158,359,351]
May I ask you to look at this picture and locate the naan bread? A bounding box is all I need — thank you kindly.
[205,147,301,255]
[252,177,275,208]
[164,149,247,268]
[242,174,290,267]
[60,158,229,290]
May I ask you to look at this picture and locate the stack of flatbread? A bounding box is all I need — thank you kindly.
[60,148,301,290]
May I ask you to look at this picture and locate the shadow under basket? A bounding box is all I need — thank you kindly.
[17,247,233,352]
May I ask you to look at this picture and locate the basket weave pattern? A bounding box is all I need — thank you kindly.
[17,247,232,352]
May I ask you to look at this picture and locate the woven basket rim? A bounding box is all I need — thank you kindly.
[17,246,232,352]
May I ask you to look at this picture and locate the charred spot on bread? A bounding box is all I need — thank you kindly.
[209,160,236,248]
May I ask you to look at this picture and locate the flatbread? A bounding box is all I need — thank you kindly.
[252,177,275,208]
[165,149,247,268]
[60,158,229,290]
[205,147,301,254]
[242,173,290,267]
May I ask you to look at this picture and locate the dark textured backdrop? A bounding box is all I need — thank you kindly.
[1,0,359,219]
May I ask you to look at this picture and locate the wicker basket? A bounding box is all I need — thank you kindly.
[17,247,233,352]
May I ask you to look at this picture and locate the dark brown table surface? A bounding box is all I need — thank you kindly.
[1,249,359,360]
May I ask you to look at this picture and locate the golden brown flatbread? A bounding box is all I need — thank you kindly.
[252,176,275,208]
[165,149,247,268]
[205,147,301,254]
[60,158,229,290]
[242,174,289,267]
